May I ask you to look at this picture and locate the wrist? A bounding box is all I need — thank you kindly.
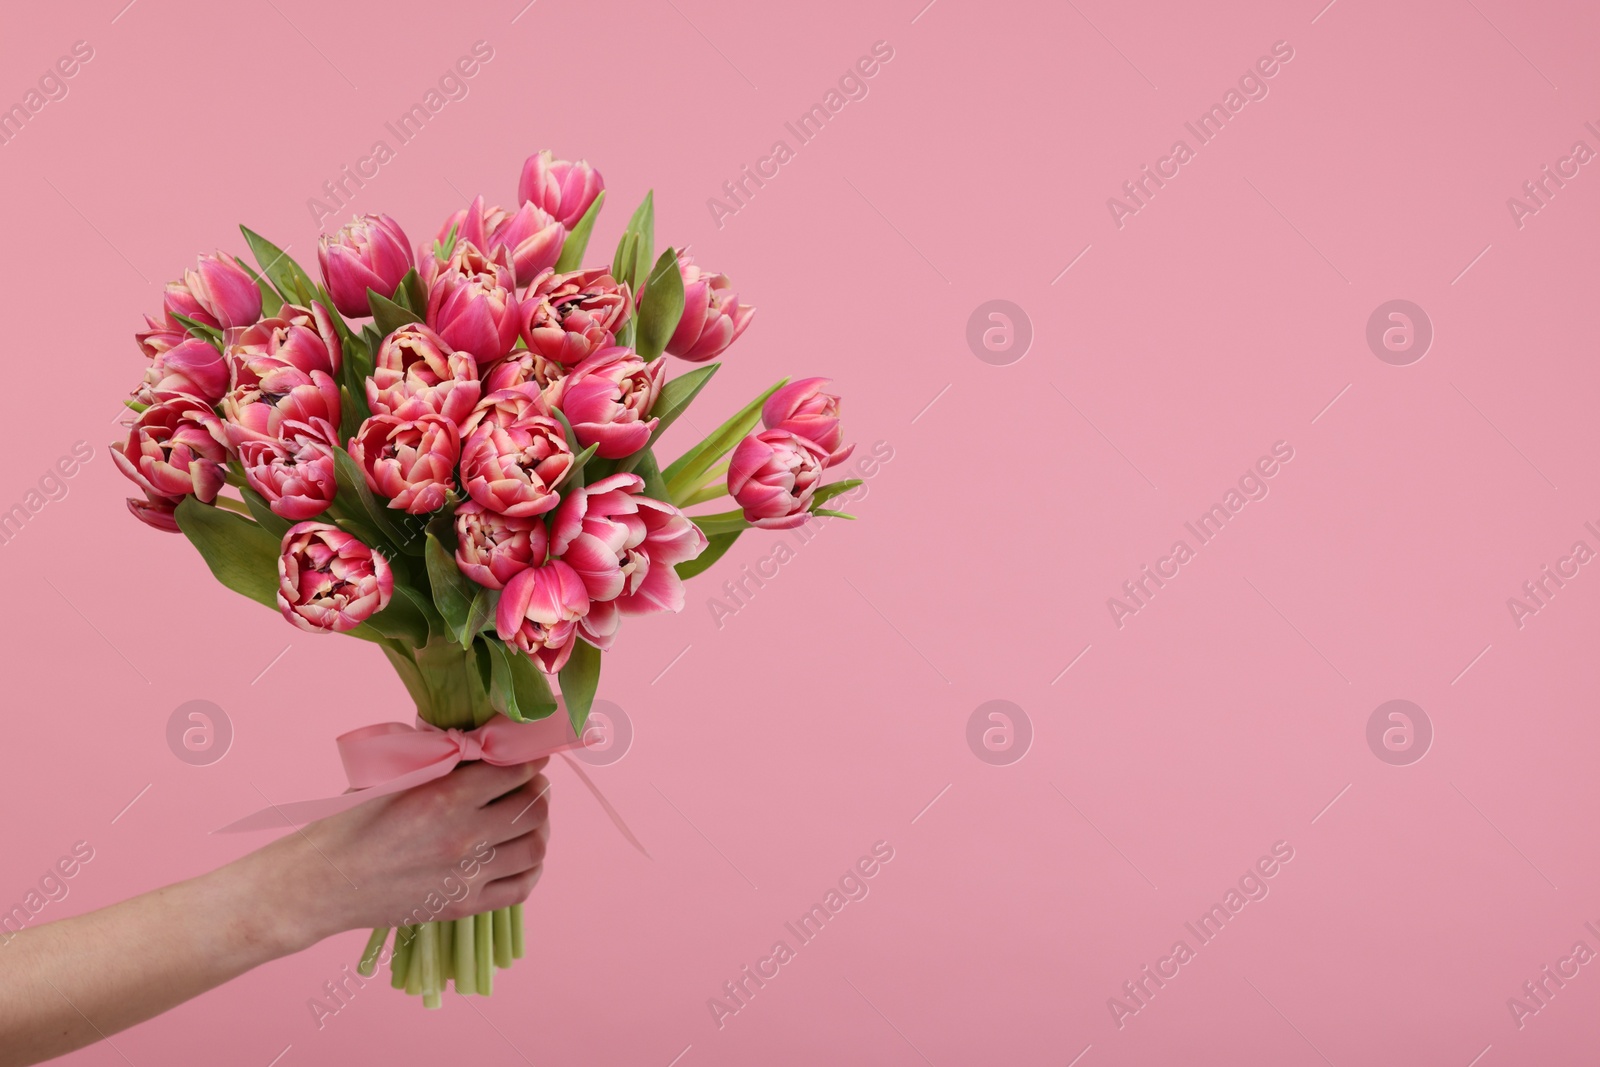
[205,838,328,960]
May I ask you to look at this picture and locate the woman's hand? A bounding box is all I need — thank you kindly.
[0,758,553,1067]
[245,758,554,953]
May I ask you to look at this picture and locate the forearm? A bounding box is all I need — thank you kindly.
[0,839,314,1067]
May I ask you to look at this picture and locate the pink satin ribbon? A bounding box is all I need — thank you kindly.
[216,713,648,856]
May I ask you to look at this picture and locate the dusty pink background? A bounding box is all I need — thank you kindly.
[2,0,1597,1063]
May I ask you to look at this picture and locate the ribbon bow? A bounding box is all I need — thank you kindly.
[216,713,649,856]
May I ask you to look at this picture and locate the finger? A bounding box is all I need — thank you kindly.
[479,776,550,844]
[445,759,546,806]
[477,865,544,911]
[474,828,547,882]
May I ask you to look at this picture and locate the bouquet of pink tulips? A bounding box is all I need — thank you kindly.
[113,150,858,1007]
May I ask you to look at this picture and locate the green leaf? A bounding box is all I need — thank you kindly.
[240,226,318,307]
[363,582,433,647]
[553,190,606,273]
[331,445,415,553]
[382,645,433,711]
[508,649,557,720]
[663,378,788,505]
[811,479,862,508]
[234,256,285,318]
[367,287,423,338]
[169,312,224,351]
[317,290,357,351]
[484,638,523,720]
[813,509,856,519]
[676,530,740,580]
[237,483,292,539]
[558,639,602,734]
[690,509,751,538]
[424,532,476,643]
[677,469,729,508]
[482,639,557,722]
[338,384,370,445]
[464,589,497,648]
[610,191,654,292]
[632,446,669,501]
[634,247,684,360]
[392,269,427,316]
[632,364,717,463]
[435,222,459,264]
[175,496,283,610]
[554,442,599,491]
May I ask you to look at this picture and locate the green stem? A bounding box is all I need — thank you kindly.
[493,908,512,969]
[357,926,389,978]
[419,922,441,1009]
[440,919,454,983]
[411,640,496,728]
[475,912,493,994]
[390,926,415,990]
[454,915,478,995]
[404,925,424,995]
[510,903,525,959]
[678,471,729,508]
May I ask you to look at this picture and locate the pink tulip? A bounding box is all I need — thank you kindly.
[135,337,229,405]
[458,384,552,438]
[222,368,342,447]
[495,559,590,672]
[454,501,548,590]
[112,394,228,508]
[127,492,182,533]
[425,240,521,363]
[238,424,337,520]
[518,151,604,230]
[727,428,827,530]
[164,253,262,331]
[488,202,565,286]
[433,197,564,288]
[277,522,394,633]
[226,302,342,385]
[348,413,461,515]
[520,267,630,366]
[557,346,664,459]
[761,376,853,467]
[135,313,186,359]
[549,472,708,648]
[318,214,414,318]
[367,323,481,428]
[482,349,568,406]
[460,415,572,518]
[665,252,754,362]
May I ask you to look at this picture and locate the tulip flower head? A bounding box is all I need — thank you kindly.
[318,214,414,319]
[727,428,828,530]
[277,523,394,633]
[665,251,754,363]
[518,151,604,230]
[459,414,573,518]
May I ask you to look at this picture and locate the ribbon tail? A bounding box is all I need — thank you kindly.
[213,761,459,834]
[557,753,652,860]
